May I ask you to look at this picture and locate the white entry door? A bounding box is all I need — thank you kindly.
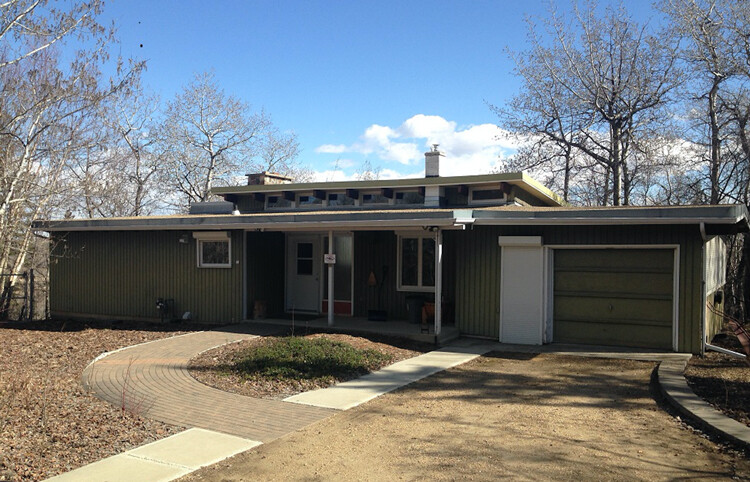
[286,235,321,313]
[499,237,544,345]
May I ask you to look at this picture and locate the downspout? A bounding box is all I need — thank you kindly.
[328,230,334,327]
[705,342,747,360]
[700,222,707,355]
[434,228,443,337]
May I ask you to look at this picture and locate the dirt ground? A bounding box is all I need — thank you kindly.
[183,353,750,481]
[0,320,202,481]
[686,349,750,427]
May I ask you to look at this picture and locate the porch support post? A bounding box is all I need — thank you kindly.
[327,230,334,326]
[434,229,442,336]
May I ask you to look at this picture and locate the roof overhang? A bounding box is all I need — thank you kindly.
[211,172,565,207]
[32,204,749,234]
[471,204,749,231]
[32,210,466,232]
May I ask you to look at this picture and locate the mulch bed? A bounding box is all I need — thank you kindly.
[685,350,750,428]
[189,333,429,400]
[0,319,213,481]
[684,332,750,428]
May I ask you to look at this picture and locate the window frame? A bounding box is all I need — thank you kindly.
[396,233,436,292]
[296,191,324,209]
[193,231,232,268]
[468,185,506,206]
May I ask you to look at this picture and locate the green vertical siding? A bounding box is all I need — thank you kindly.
[452,224,704,353]
[50,230,244,323]
[453,229,501,339]
[246,232,285,317]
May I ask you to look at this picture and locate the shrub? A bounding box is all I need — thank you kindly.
[230,336,392,384]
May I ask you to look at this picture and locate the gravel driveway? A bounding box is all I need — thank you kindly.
[183,352,750,481]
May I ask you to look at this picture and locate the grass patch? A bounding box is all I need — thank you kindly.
[229,336,394,385]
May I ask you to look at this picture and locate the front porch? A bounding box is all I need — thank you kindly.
[246,316,461,345]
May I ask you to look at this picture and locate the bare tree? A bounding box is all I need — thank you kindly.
[0,1,139,318]
[354,160,381,181]
[0,0,108,69]
[69,84,164,218]
[158,72,307,210]
[256,125,306,178]
[497,2,682,205]
[661,0,745,204]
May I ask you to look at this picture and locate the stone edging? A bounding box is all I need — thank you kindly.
[657,358,750,449]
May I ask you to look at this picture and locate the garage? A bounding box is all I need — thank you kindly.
[553,248,675,350]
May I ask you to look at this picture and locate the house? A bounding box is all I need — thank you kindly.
[33,146,749,353]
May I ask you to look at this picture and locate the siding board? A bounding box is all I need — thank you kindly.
[50,230,243,324]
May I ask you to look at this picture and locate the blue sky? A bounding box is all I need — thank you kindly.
[103,0,658,180]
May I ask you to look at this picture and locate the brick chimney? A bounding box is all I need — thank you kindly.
[425,144,442,177]
[246,171,294,185]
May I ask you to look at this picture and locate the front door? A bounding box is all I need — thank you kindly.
[286,235,321,313]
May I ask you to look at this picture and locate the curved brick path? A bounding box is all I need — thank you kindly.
[82,326,336,442]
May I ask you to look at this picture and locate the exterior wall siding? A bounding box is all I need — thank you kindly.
[452,224,704,353]
[50,230,244,324]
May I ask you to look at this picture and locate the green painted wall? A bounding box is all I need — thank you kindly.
[50,230,244,323]
[452,224,704,353]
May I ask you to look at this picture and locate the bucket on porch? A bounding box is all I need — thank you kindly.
[253,300,267,319]
[405,295,424,324]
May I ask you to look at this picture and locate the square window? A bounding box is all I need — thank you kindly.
[197,238,231,268]
[395,191,425,205]
[297,242,313,258]
[362,193,389,204]
[397,234,436,292]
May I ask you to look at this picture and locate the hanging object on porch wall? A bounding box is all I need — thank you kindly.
[367,271,377,286]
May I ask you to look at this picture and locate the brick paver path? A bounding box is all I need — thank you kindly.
[83,326,336,442]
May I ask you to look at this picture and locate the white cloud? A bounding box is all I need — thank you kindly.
[314,114,521,177]
[398,114,456,139]
[315,144,347,154]
[333,158,355,168]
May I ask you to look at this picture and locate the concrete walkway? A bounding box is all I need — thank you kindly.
[49,428,259,482]
[658,358,750,448]
[50,326,750,481]
[51,326,493,481]
[285,343,495,410]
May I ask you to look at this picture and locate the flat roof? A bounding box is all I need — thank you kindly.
[32,204,749,233]
[211,172,566,207]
